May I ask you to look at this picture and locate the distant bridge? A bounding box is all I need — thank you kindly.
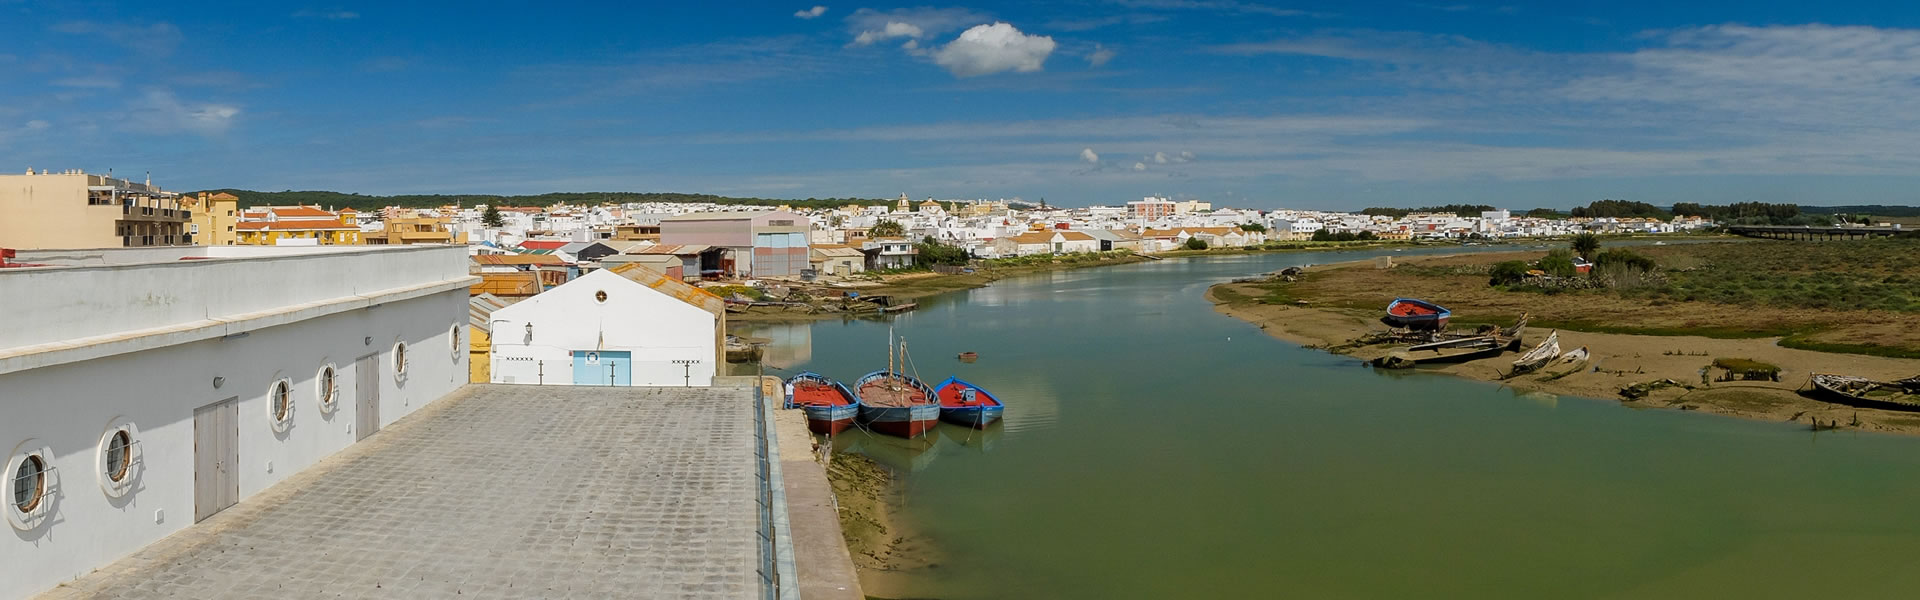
[1725,224,1905,240]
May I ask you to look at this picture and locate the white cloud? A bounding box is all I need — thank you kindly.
[293,9,360,20]
[1111,0,1318,17]
[49,21,184,56]
[1152,151,1168,163]
[1080,147,1099,163]
[24,120,49,130]
[795,5,827,19]
[1088,44,1116,67]
[1132,162,1147,171]
[933,23,1057,77]
[853,21,925,46]
[845,7,988,50]
[53,77,121,89]
[121,90,240,136]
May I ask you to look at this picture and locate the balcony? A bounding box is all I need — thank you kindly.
[116,204,190,223]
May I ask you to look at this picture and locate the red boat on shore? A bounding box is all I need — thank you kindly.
[1382,298,1451,331]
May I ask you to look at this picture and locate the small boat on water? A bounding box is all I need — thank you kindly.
[957,351,979,362]
[1806,373,1920,412]
[1509,331,1561,376]
[1382,298,1451,331]
[935,377,1004,428]
[785,372,860,435]
[856,370,940,438]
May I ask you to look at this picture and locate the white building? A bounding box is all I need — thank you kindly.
[1,245,474,600]
[488,267,721,387]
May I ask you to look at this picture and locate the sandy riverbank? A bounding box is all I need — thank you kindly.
[823,448,944,599]
[1208,278,1920,435]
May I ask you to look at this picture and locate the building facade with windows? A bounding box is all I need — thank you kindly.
[0,245,475,600]
[182,192,240,246]
[486,266,722,387]
[0,169,192,249]
[234,205,363,245]
[659,210,811,278]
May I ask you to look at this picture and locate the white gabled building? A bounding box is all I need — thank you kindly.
[487,265,722,387]
[1,245,474,600]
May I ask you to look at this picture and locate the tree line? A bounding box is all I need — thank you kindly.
[193,189,891,212]
[1360,204,1497,218]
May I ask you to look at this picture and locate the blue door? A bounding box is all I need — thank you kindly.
[571,350,632,386]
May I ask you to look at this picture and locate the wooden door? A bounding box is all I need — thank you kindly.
[193,397,239,522]
[356,353,381,441]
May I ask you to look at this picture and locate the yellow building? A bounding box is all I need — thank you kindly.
[234,205,363,245]
[182,192,240,245]
[368,209,467,245]
[0,169,191,249]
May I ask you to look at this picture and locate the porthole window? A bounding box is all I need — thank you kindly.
[270,379,293,423]
[450,324,462,357]
[595,290,608,303]
[104,431,131,483]
[317,365,338,411]
[12,455,44,513]
[394,342,409,375]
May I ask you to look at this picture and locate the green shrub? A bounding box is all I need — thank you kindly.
[1184,237,1209,250]
[1538,249,1576,278]
[1489,260,1531,286]
[1595,248,1656,271]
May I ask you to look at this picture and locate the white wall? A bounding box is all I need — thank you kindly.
[488,269,716,387]
[0,288,469,600]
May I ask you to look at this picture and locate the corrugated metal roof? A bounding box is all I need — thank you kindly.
[605,263,726,317]
[468,293,513,331]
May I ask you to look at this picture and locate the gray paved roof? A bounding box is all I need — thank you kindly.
[44,385,762,599]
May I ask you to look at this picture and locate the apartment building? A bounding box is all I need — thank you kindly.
[0,169,192,249]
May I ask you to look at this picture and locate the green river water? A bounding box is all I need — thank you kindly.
[735,248,1920,599]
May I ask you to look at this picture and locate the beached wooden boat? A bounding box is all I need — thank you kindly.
[1374,315,1528,369]
[785,372,861,435]
[1807,373,1920,412]
[1510,331,1561,375]
[1382,298,1451,331]
[935,376,1004,428]
[856,370,940,438]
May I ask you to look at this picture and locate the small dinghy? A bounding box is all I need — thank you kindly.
[935,376,1004,428]
[1509,331,1561,376]
[785,372,860,435]
[1382,298,1451,331]
[957,351,979,363]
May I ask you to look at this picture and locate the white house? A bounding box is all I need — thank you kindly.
[0,245,473,600]
[488,267,721,387]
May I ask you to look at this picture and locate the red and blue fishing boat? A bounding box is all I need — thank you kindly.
[1382,297,1451,331]
[935,376,1004,428]
[785,372,861,435]
[855,370,940,439]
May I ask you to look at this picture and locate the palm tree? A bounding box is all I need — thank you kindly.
[871,219,905,237]
[1570,232,1600,259]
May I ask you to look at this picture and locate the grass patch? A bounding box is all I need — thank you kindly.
[1779,335,1920,360]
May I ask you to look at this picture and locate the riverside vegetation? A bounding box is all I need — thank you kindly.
[1210,236,1920,434]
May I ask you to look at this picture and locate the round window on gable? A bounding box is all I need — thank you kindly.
[12,455,45,514]
[104,430,132,483]
[394,342,409,375]
[595,290,608,303]
[450,324,462,357]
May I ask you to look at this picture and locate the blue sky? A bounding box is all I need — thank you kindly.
[4,1,1920,209]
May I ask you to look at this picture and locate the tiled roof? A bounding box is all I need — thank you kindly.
[518,240,569,250]
[472,254,567,266]
[605,263,726,317]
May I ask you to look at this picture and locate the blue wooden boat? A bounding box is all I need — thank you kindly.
[934,376,1004,428]
[855,370,940,438]
[1382,297,1451,330]
[785,372,861,435]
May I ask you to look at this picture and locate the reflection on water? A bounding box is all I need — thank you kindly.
[741,245,1920,599]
